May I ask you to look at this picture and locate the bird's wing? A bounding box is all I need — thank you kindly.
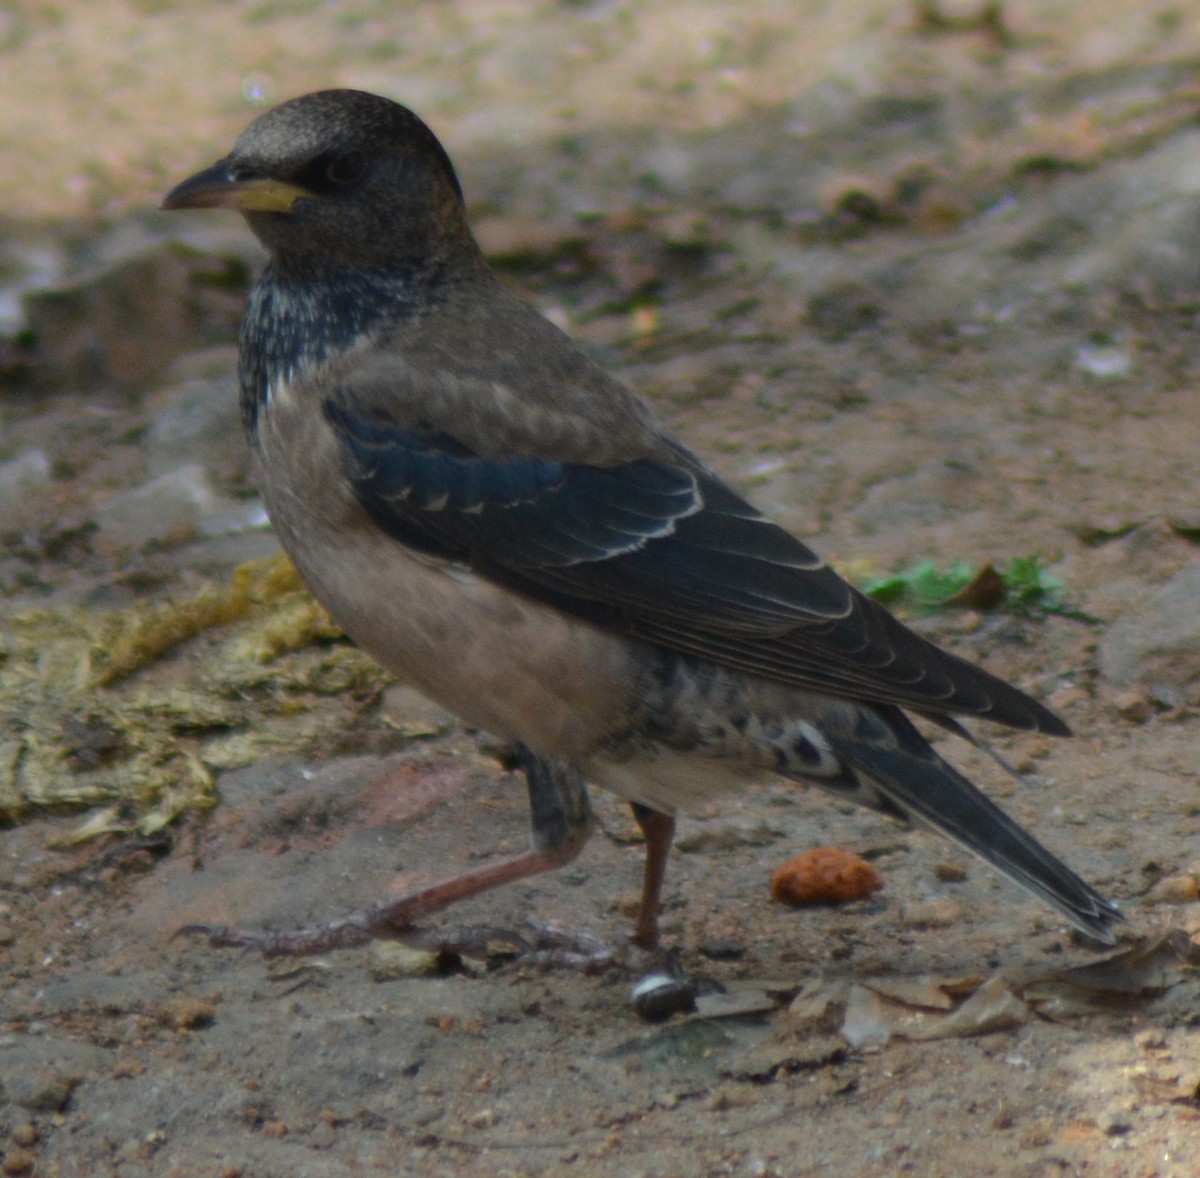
[323,398,1068,735]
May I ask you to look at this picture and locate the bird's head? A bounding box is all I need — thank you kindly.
[162,89,471,268]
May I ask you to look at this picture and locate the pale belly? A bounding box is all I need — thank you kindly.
[266,489,790,814]
[282,519,642,760]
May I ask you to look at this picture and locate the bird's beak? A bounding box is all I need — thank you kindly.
[161,159,314,214]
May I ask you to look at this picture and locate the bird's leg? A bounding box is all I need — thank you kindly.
[520,800,678,975]
[628,802,676,952]
[179,747,594,959]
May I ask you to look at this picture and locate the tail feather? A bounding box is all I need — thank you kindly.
[820,708,1122,943]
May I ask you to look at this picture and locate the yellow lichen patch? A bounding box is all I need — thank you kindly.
[89,551,309,686]
[0,553,395,839]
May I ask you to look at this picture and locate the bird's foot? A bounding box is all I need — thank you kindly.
[178,914,537,960]
[179,911,706,1020]
[177,839,593,959]
[517,920,674,974]
[179,910,669,973]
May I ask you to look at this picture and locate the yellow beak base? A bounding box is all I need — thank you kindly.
[161,161,312,214]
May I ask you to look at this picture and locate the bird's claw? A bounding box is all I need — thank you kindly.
[175,914,672,976]
[174,917,380,957]
[519,921,675,974]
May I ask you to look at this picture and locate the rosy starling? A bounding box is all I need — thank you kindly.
[162,90,1120,958]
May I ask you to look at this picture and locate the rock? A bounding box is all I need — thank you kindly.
[367,942,444,980]
[1099,564,1200,703]
[1075,339,1133,379]
[93,464,260,552]
[674,815,782,853]
[143,361,245,484]
[0,449,52,531]
[0,1025,109,1117]
[1111,690,1152,724]
[1147,873,1200,905]
[840,984,894,1050]
[1097,1110,1133,1137]
[0,1060,83,1113]
[806,281,882,341]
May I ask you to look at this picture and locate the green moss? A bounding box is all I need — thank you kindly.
[0,553,394,839]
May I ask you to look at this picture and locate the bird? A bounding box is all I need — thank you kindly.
[161,89,1121,961]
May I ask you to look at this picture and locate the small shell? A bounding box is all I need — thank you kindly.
[630,972,698,1022]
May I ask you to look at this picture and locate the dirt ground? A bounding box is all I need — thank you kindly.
[4,2,1200,1175]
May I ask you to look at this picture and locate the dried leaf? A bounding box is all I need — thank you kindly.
[907,977,1028,1041]
[865,974,983,1012]
[1042,931,1200,997]
[839,974,1027,1047]
[942,564,1006,610]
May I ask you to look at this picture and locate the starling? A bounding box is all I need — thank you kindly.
[162,90,1121,958]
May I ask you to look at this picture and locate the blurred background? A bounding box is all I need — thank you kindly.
[0,2,1194,216]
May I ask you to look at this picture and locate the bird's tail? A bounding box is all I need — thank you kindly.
[813,706,1123,943]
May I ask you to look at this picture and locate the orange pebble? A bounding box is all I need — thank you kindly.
[770,847,881,907]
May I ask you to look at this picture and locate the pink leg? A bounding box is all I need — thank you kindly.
[180,840,586,957]
[629,803,677,952]
[181,747,594,959]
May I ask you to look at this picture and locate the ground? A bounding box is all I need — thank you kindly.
[2,2,1200,1175]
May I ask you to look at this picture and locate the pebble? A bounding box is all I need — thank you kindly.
[675,818,780,853]
[1075,340,1133,379]
[150,994,217,1032]
[0,449,51,532]
[840,985,893,1050]
[630,973,698,1022]
[2,1150,35,1176]
[1111,690,1152,723]
[1097,1110,1133,1137]
[8,1126,36,1150]
[93,464,220,551]
[693,987,777,1020]
[1147,873,1200,904]
[696,938,746,961]
[367,942,444,980]
[1134,1028,1168,1051]
[932,860,968,882]
[902,899,966,929]
[3,1070,78,1113]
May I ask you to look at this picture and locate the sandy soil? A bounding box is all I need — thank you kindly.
[3,3,1200,1175]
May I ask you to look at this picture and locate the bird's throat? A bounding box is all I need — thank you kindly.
[237,258,432,436]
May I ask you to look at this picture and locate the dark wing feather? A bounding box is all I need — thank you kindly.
[326,402,1068,734]
[824,707,1118,940]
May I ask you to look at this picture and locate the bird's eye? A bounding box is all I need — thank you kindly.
[326,151,366,186]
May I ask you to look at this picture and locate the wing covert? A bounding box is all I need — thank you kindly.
[324,399,1068,734]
